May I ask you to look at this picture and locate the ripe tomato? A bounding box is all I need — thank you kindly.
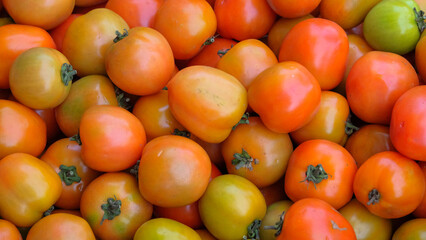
[9,47,75,109]
[285,139,357,209]
[415,31,426,82]
[259,178,287,206]
[26,213,95,240]
[353,151,425,219]
[214,0,276,41]
[154,0,216,60]
[390,85,426,161]
[414,162,426,217]
[279,18,349,90]
[267,0,320,18]
[221,117,293,187]
[168,66,247,143]
[0,153,62,227]
[248,61,321,133]
[40,138,101,210]
[51,209,82,217]
[216,39,277,89]
[62,8,129,77]
[392,218,426,240]
[339,199,392,240]
[0,100,46,159]
[154,201,202,229]
[188,37,237,67]
[49,14,82,52]
[134,218,201,240]
[105,27,175,96]
[259,200,293,240]
[106,0,163,28]
[199,174,267,240]
[3,0,74,30]
[193,136,225,171]
[195,230,217,240]
[0,219,22,240]
[34,108,61,143]
[0,24,56,89]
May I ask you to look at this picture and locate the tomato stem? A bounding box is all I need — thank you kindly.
[58,165,81,186]
[113,29,129,43]
[232,148,259,171]
[301,164,329,189]
[263,211,285,237]
[172,129,191,138]
[61,63,77,86]
[129,160,140,179]
[243,219,262,240]
[100,196,122,225]
[217,44,234,57]
[367,188,381,205]
[115,87,132,110]
[232,112,250,130]
[345,114,359,135]
[43,206,55,217]
[202,34,220,47]
[414,8,426,33]
[70,133,82,145]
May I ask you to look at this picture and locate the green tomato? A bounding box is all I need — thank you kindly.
[133,218,201,240]
[392,218,426,240]
[363,0,421,55]
[259,200,293,240]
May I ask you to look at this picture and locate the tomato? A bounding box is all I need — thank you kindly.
[346,51,419,124]
[339,199,392,240]
[414,162,426,217]
[138,135,211,207]
[195,229,217,240]
[188,37,237,68]
[279,18,349,90]
[363,0,421,55]
[80,172,153,240]
[154,0,216,60]
[248,61,321,133]
[34,108,61,143]
[267,0,320,18]
[49,14,82,52]
[106,0,163,28]
[168,66,247,143]
[216,39,277,89]
[51,209,82,217]
[26,213,95,240]
[392,218,426,240]
[199,174,267,240]
[415,0,426,9]
[259,200,293,240]
[221,117,293,187]
[390,85,426,161]
[73,2,107,13]
[0,24,56,89]
[9,47,75,109]
[62,8,129,77]
[259,178,287,206]
[105,27,175,96]
[415,31,426,82]
[290,91,350,145]
[277,198,356,240]
[79,105,146,172]
[75,0,106,7]
[154,201,203,229]
[134,218,201,240]
[353,151,425,219]
[0,100,46,159]
[0,153,62,227]
[0,219,22,240]
[3,0,74,30]
[193,136,225,171]
[320,0,381,29]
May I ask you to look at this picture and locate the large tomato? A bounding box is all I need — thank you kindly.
[106,0,163,28]
[0,219,22,240]
[267,0,320,18]
[133,218,201,240]
[392,218,426,240]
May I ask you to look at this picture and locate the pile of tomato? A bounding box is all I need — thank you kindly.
[0,0,426,239]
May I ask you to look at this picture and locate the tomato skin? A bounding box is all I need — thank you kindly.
[51,209,82,217]
[346,51,419,124]
[390,85,426,161]
[214,0,276,41]
[134,218,201,240]
[168,66,248,143]
[278,198,356,240]
[105,27,175,96]
[279,18,349,90]
[62,8,129,77]
[0,24,56,89]
[414,162,426,217]
[75,0,106,7]
[353,151,425,219]
[26,213,95,240]
[0,219,22,240]
[34,108,61,143]
[49,14,82,52]
[0,100,46,159]
[188,38,237,68]
[339,199,392,240]
[40,138,101,210]
[154,201,203,229]
[154,0,216,60]
[267,0,320,18]
[259,200,293,240]
[199,174,267,240]
[248,61,321,133]
[415,32,426,82]
[0,153,62,227]
[195,229,217,240]
[392,218,426,240]
[216,39,278,89]
[259,178,287,206]
[106,0,163,28]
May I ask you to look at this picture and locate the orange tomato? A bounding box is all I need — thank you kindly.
[188,37,237,68]
[34,108,61,143]
[49,14,82,52]
[106,0,163,28]
[267,0,320,18]
[196,229,217,240]
[0,219,22,240]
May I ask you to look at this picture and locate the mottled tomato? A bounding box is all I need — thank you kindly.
[188,37,237,68]
[49,14,82,52]
[392,218,426,240]
[106,0,163,28]
[80,172,153,240]
[248,61,321,133]
[390,85,426,161]
[353,151,425,219]
[267,0,320,18]
[26,213,95,240]
[134,218,201,240]
[259,200,293,240]
[0,219,22,240]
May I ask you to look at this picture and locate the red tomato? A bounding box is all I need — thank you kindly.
[0,219,22,240]
[106,0,163,28]
[154,202,203,229]
[279,18,349,90]
[34,108,61,143]
[49,14,82,52]
[267,0,320,18]
[259,178,287,206]
[188,37,237,68]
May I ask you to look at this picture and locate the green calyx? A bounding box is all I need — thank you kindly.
[113,29,129,43]
[172,129,191,138]
[115,87,132,110]
[345,114,359,135]
[243,219,262,240]
[414,8,426,33]
[232,148,259,171]
[232,112,250,130]
[69,133,82,145]
[100,196,122,225]
[202,34,220,47]
[301,164,329,189]
[58,165,81,186]
[61,63,77,86]
[263,211,285,237]
[217,44,234,58]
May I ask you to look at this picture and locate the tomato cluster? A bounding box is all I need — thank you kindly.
[0,0,426,239]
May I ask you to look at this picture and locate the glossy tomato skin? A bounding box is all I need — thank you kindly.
[168,66,247,143]
[199,174,267,240]
[353,151,425,219]
[26,213,95,240]
[259,178,287,206]
[106,0,163,28]
[278,198,356,240]
[390,85,426,161]
[0,153,62,227]
[80,172,153,240]
[0,219,22,240]
[346,51,419,124]
[415,32,426,82]
[248,61,321,133]
[392,218,426,240]
[188,38,237,68]
[105,27,175,96]
[154,0,216,60]
[49,14,82,52]
[133,218,201,240]
[214,0,276,41]
[154,201,202,229]
[414,162,426,217]
[279,18,349,90]
[259,200,293,240]
[34,108,61,143]
[195,229,217,240]
[267,0,320,18]
[0,100,46,159]
[0,24,56,89]
[339,199,392,240]
[62,8,129,77]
